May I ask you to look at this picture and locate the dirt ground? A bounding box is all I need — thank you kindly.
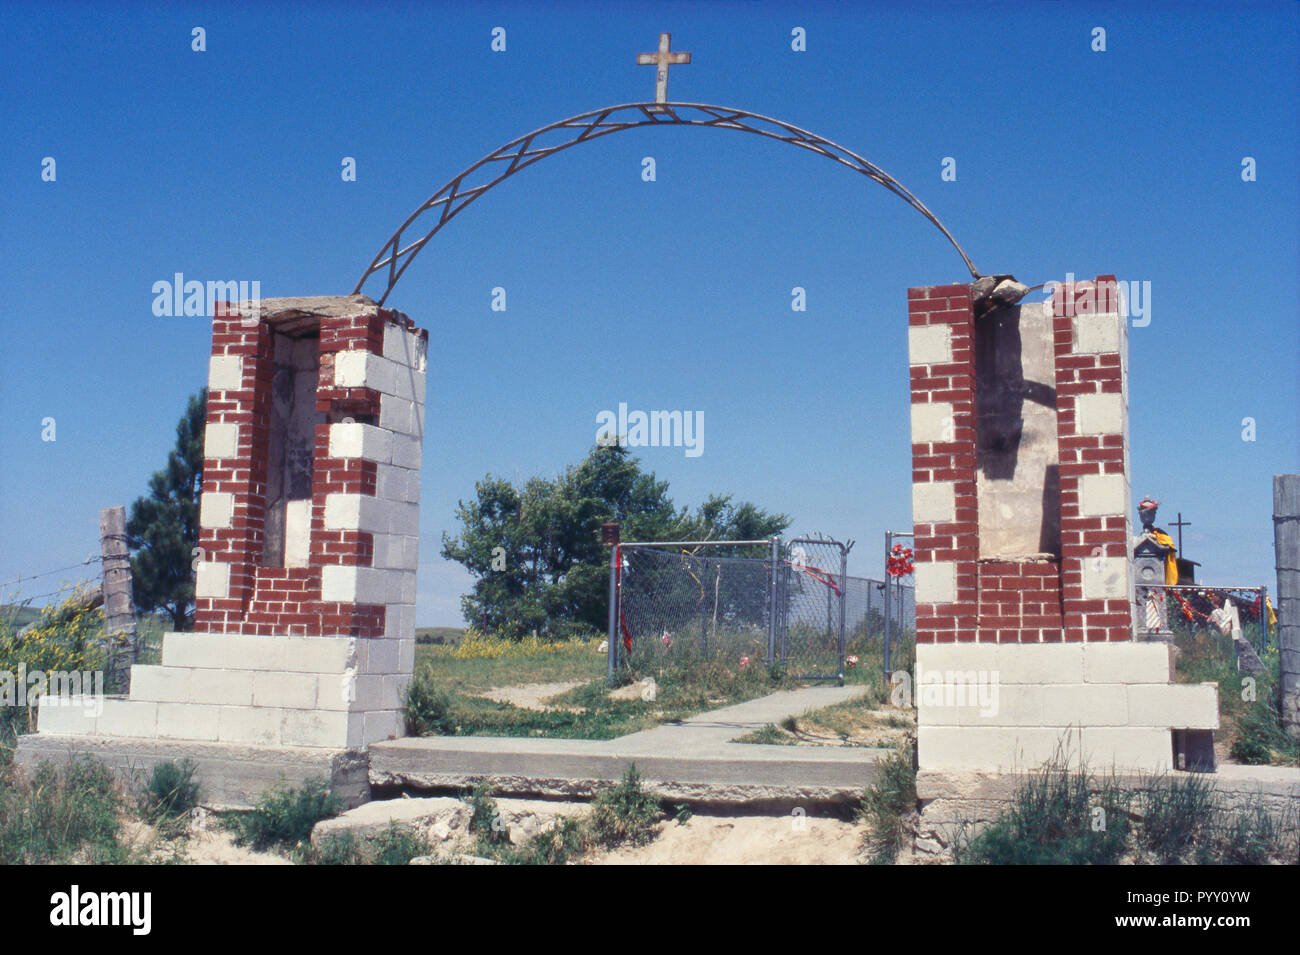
[474,680,586,711]
[592,813,868,865]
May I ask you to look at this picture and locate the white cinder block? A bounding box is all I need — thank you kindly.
[333,350,397,394]
[328,422,393,463]
[380,394,417,435]
[189,669,254,707]
[912,481,956,524]
[281,708,350,748]
[156,703,219,741]
[279,636,357,673]
[384,604,416,640]
[910,402,955,444]
[919,726,1081,772]
[162,633,285,672]
[1080,727,1174,771]
[1075,393,1124,435]
[95,700,158,739]
[363,710,401,745]
[1075,312,1122,354]
[914,561,957,604]
[391,433,422,470]
[251,670,319,709]
[1037,684,1129,726]
[129,665,191,703]
[360,639,401,675]
[284,499,311,568]
[324,493,390,534]
[387,501,419,535]
[1078,473,1126,517]
[397,638,415,675]
[908,324,953,365]
[917,681,1024,726]
[376,464,410,503]
[199,491,234,530]
[1082,555,1129,600]
[207,355,243,392]
[1127,683,1219,729]
[36,698,99,736]
[217,706,281,746]
[918,643,1087,685]
[317,670,356,711]
[194,562,230,599]
[204,422,238,459]
[1083,642,1172,684]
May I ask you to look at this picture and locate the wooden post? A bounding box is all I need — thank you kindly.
[1274,476,1300,738]
[99,506,137,694]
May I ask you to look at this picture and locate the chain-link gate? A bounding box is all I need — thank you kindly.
[608,537,850,683]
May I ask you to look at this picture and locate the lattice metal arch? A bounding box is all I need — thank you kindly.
[353,102,981,305]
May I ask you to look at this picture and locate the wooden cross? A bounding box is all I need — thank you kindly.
[638,32,690,104]
[1171,511,1191,555]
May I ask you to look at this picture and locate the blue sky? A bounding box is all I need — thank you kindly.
[2,0,1296,625]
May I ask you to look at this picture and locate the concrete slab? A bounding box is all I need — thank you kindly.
[370,684,888,807]
[12,733,369,809]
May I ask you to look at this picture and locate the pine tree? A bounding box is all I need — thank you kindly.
[126,390,206,630]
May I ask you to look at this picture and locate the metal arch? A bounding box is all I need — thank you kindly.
[353,102,980,305]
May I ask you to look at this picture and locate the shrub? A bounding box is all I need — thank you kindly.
[859,745,916,864]
[1135,773,1216,864]
[588,765,663,848]
[302,823,430,865]
[229,778,342,852]
[140,759,200,823]
[0,756,125,864]
[466,780,505,843]
[401,670,457,736]
[955,761,1132,865]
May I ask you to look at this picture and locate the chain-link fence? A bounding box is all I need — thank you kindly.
[610,537,892,682]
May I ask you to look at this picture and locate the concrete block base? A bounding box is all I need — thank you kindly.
[916,642,1220,773]
[913,764,1300,860]
[11,733,369,810]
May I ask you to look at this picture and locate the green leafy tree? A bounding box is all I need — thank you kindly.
[126,390,206,630]
[442,444,790,638]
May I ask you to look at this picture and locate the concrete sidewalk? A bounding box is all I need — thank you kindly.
[369,684,889,805]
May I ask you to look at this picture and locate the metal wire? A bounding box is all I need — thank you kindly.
[354,102,980,305]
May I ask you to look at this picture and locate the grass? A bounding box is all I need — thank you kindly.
[858,745,917,864]
[455,765,665,865]
[224,777,342,854]
[139,759,201,827]
[415,626,467,646]
[734,677,915,747]
[304,823,433,865]
[0,756,128,863]
[407,629,798,740]
[953,759,1299,865]
[1173,621,1300,767]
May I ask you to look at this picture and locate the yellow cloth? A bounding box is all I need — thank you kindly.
[1266,595,1278,633]
[1151,530,1179,584]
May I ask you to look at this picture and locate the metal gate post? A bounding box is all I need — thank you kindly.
[838,541,848,681]
[606,544,619,684]
[768,536,779,666]
[883,531,892,680]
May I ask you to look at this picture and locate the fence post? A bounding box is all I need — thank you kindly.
[99,505,136,695]
[883,531,892,680]
[767,536,779,666]
[606,544,619,685]
[1274,475,1299,737]
[838,542,847,681]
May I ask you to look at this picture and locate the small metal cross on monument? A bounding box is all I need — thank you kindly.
[1171,511,1191,555]
[638,32,691,104]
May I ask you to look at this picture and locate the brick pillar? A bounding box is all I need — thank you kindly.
[1052,276,1134,642]
[908,283,979,644]
[194,304,273,629]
